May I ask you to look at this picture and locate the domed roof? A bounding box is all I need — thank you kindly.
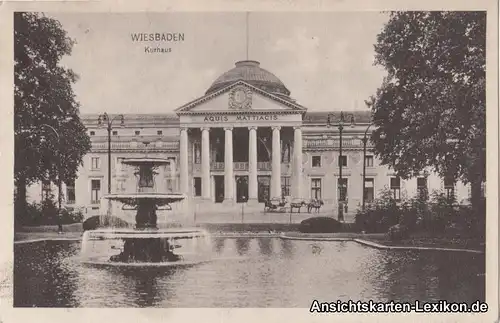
[205,60,291,96]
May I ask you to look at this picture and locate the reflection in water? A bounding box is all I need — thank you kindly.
[235,238,250,256]
[13,239,485,307]
[14,241,80,307]
[213,238,225,254]
[279,239,294,258]
[258,238,273,256]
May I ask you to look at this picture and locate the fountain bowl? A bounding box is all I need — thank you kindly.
[81,228,212,269]
[103,193,186,207]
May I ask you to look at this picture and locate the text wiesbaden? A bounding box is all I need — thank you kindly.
[309,300,488,313]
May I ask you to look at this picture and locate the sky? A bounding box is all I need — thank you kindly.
[48,12,390,115]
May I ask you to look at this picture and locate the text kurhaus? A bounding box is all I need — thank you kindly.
[131,33,185,42]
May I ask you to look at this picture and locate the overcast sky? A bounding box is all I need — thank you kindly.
[48,12,389,115]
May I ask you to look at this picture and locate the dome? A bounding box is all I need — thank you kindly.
[205,60,291,96]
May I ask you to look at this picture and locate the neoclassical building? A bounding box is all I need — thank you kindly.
[27,60,471,218]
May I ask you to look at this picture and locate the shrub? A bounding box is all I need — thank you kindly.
[17,195,85,226]
[386,224,409,242]
[299,216,342,233]
[355,188,400,233]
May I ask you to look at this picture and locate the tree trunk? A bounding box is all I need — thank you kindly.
[15,177,27,227]
[470,178,484,211]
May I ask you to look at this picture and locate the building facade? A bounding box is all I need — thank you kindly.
[26,60,471,218]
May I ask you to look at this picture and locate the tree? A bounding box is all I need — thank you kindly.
[369,11,486,209]
[14,12,91,220]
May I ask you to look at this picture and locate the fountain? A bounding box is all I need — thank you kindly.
[81,152,211,268]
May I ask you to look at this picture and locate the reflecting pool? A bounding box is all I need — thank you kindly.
[14,238,484,307]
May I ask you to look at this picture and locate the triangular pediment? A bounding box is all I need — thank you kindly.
[175,81,306,114]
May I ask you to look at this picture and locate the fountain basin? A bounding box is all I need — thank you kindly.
[103,193,185,207]
[122,157,171,166]
[81,228,212,268]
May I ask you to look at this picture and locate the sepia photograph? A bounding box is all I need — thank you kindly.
[4,5,497,319]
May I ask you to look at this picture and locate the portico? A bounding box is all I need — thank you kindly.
[176,78,306,204]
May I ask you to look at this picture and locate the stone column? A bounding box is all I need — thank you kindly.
[179,127,189,195]
[293,126,303,198]
[201,127,211,200]
[224,127,234,204]
[271,126,282,199]
[248,126,258,203]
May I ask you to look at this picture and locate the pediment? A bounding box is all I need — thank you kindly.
[175,81,306,114]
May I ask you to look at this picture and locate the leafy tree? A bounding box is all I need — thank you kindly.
[368,11,486,209]
[14,12,91,220]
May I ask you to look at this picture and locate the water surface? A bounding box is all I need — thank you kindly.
[14,238,485,307]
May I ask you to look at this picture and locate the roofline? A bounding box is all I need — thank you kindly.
[175,80,307,114]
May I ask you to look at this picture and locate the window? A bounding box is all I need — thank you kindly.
[312,156,321,167]
[390,177,401,201]
[281,141,291,163]
[365,155,374,167]
[194,177,202,197]
[41,180,51,201]
[193,142,201,164]
[116,157,125,173]
[66,179,75,204]
[417,177,428,200]
[281,177,291,197]
[311,178,322,199]
[338,178,348,201]
[157,130,163,135]
[444,176,455,200]
[364,178,374,202]
[91,179,101,204]
[89,131,95,136]
[135,130,140,135]
[112,130,118,136]
[338,155,347,167]
[91,157,100,170]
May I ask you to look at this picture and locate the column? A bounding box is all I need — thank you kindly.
[201,127,211,200]
[169,159,176,192]
[224,127,234,203]
[271,126,281,199]
[293,126,303,198]
[248,126,258,203]
[179,128,189,195]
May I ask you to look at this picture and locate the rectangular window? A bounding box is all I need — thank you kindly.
[112,130,118,136]
[157,130,163,135]
[135,130,140,135]
[312,156,321,167]
[91,179,101,204]
[444,176,455,200]
[193,142,201,164]
[281,177,291,197]
[417,177,428,200]
[338,178,348,201]
[116,157,125,173]
[338,155,347,167]
[89,131,95,136]
[390,177,401,201]
[311,178,322,199]
[41,180,51,201]
[91,157,100,170]
[194,177,202,197]
[66,179,75,204]
[364,178,374,202]
[365,155,374,167]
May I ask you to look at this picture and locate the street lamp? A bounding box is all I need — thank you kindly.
[327,111,355,222]
[97,113,125,194]
[40,124,63,233]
